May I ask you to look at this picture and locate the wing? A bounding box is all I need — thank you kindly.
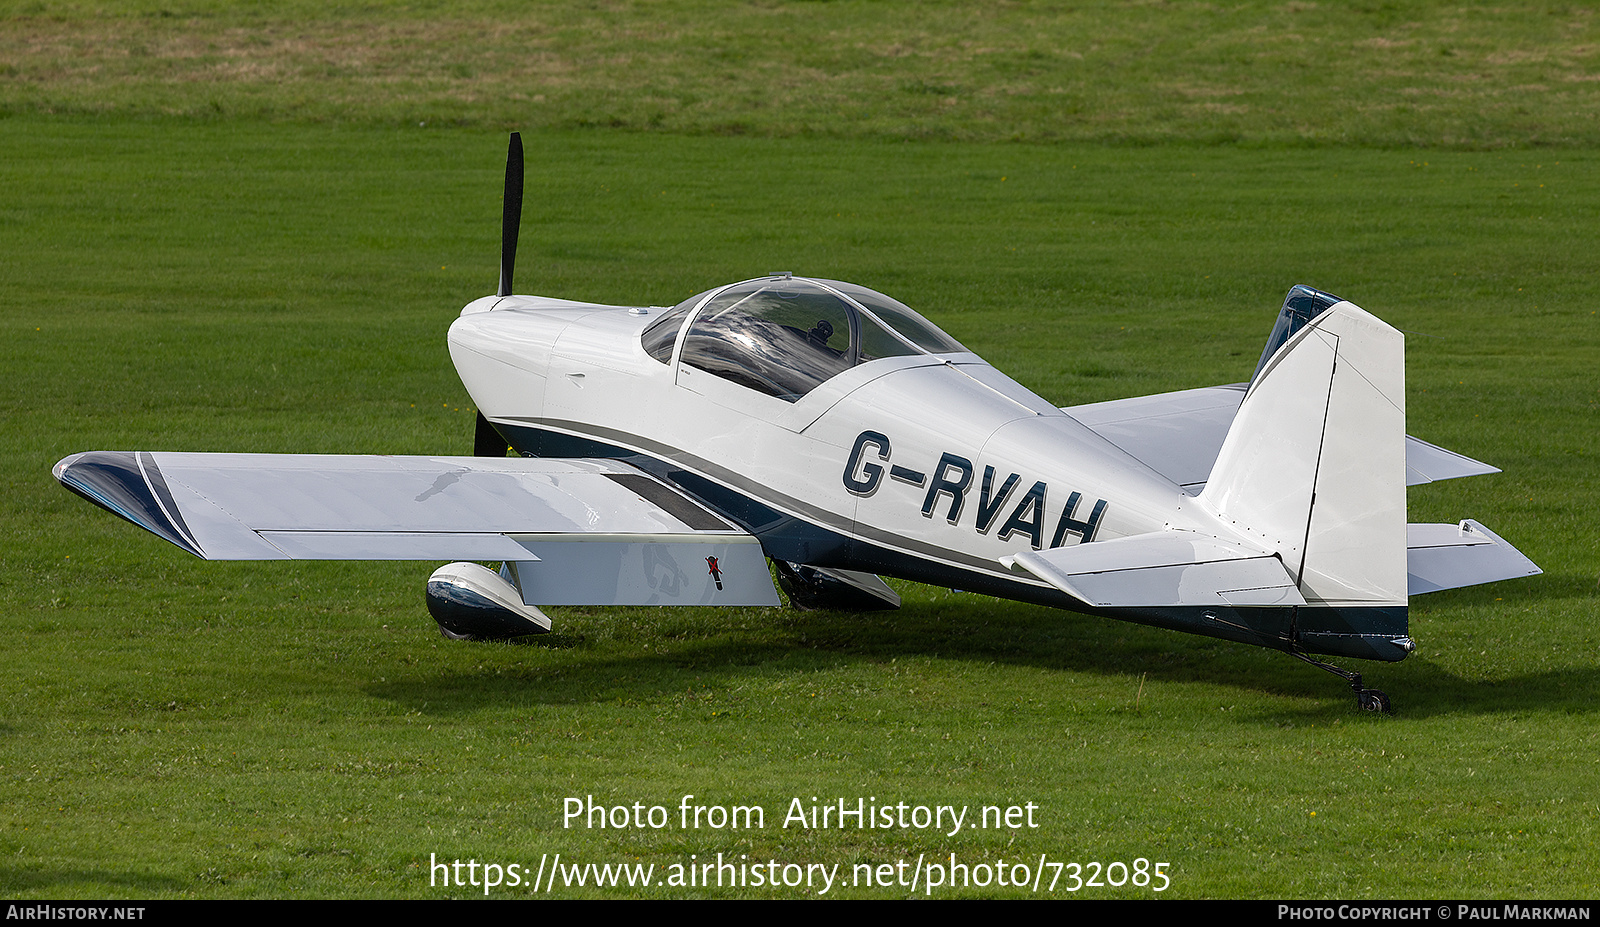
[1063,384,1501,493]
[54,451,780,606]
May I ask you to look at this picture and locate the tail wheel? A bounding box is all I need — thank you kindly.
[1357,689,1391,713]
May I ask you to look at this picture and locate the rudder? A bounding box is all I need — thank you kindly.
[1200,292,1408,615]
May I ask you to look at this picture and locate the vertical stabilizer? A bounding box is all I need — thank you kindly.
[1199,298,1407,609]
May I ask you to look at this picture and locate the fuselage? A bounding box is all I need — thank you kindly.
[447,279,1239,618]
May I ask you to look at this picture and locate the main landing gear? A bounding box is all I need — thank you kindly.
[1290,650,1393,713]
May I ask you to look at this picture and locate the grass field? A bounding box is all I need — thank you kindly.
[2,0,1598,901]
[4,1,1600,146]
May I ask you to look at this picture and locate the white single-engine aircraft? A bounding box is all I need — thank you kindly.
[56,134,1540,712]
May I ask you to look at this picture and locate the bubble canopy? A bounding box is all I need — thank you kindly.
[641,277,967,402]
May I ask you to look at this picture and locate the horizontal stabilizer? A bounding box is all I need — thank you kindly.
[1064,386,1499,492]
[1002,531,1305,609]
[1407,520,1542,595]
[1402,437,1501,485]
[1063,385,1247,490]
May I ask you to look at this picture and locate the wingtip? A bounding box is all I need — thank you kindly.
[54,451,205,558]
[52,452,84,484]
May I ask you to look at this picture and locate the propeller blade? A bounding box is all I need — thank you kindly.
[497,132,524,298]
[474,412,510,457]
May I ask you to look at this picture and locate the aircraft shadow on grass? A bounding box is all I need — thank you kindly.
[363,578,1589,721]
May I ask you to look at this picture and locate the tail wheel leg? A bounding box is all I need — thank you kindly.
[1288,650,1392,713]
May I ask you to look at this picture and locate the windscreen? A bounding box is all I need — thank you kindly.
[680,280,855,401]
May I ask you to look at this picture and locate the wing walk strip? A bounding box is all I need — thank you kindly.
[600,472,733,531]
